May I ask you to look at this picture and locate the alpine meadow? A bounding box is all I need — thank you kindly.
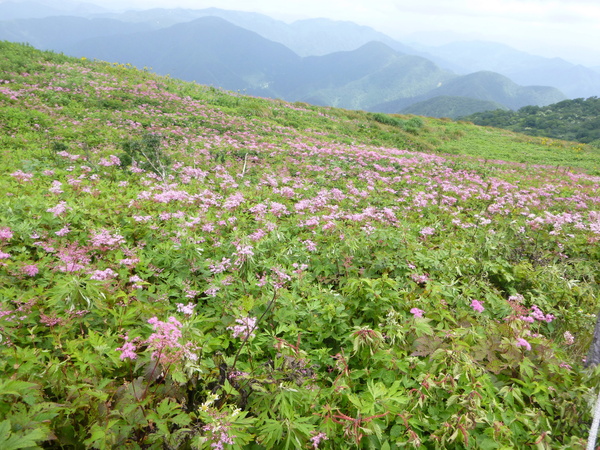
[2,41,600,449]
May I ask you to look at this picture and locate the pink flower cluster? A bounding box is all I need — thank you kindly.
[420,226,435,237]
[176,302,195,316]
[310,432,328,449]
[516,338,531,351]
[49,180,63,194]
[410,308,425,318]
[116,335,138,361]
[0,227,13,241]
[89,268,117,281]
[228,316,257,340]
[10,170,33,182]
[141,316,197,364]
[564,331,575,345]
[22,264,39,276]
[98,155,121,167]
[410,273,429,284]
[47,201,71,217]
[519,305,554,323]
[470,300,485,313]
[90,229,125,250]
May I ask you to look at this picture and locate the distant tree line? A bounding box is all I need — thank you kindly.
[462,97,600,147]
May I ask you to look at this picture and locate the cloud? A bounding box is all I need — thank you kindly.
[390,0,600,24]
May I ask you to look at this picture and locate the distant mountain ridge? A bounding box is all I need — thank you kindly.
[90,7,420,57]
[421,41,600,99]
[87,7,600,98]
[373,71,565,115]
[400,96,509,119]
[61,17,564,113]
[0,16,152,49]
[68,17,300,97]
[0,6,590,116]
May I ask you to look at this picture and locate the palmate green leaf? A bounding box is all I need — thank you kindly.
[411,318,434,337]
[0,420,48,450]
[257,418,284,448]
[0,380,39,398]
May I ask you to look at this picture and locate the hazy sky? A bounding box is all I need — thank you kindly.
[18,0,600,65]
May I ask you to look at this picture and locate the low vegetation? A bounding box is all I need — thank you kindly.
[1,41,600,449]
[463,97,600,147]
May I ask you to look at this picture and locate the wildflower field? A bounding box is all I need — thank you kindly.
[1,41,600,449]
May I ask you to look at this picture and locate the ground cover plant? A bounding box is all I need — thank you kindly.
[1,41,600,448]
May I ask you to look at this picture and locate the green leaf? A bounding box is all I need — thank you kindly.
[0,420,48,450]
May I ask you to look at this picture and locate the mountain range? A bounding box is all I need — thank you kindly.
[0,3,597,117]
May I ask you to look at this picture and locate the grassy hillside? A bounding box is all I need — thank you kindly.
[1,41,600,449]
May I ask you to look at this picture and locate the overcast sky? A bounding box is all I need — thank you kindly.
[16,0,600,65]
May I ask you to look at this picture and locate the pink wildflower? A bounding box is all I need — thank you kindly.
[228,316,257,340]
[564,331,575,345]
[90,229,125,250]
[49,180,63,194]
[508,294,524,303]
[420,226,435,236]
[55,243,90,272]
[129,275,144,289]
[176,302,195,316]
[516,338,531,351]
[55,225,71,236]
[223,192,245,210]
[22,264,39,276]
[204,286,220,297]
[47,201,71,217]
[118,257,139,267]
[410,273,429,284]
[10,170,33,182]
[310,432,328,449]
[410,308,425,318]
[209,258,232,274]
[146,316,184,362]
[89,268,117,281]
[0,227,13,240]
[116,336,138,361]
[98,155,121,167]
[531,305,554,323]
[202,423,235,449]
[470,300,485,313]
[303,239,317,252]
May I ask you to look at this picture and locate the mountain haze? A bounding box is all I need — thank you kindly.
[0,16,152,50]
[400,96,509,119]
[92,7,419,57]
[423,41,600,99]
[69,16,300,97]
[374,71,565,114]
[0,6,589,116]
[0,0,107,19]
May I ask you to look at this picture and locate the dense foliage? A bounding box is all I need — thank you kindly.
[463,97,600,147]
[2,41,600,449]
